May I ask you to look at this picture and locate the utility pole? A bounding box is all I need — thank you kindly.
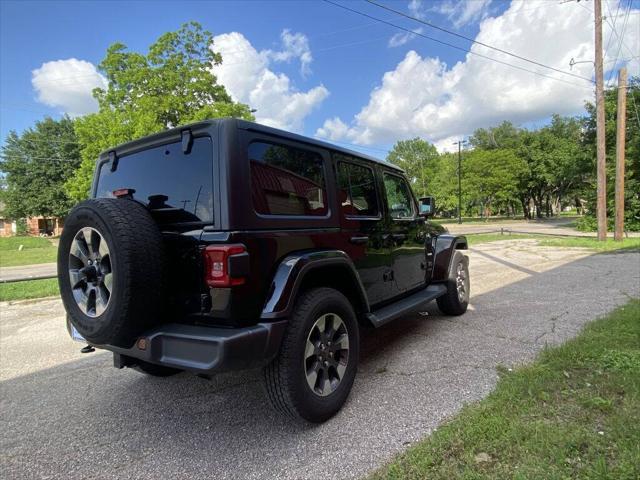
[453,140,465,224]
[614,67,627,241]
[594,0,607,241]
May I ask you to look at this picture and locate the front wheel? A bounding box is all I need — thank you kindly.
[436,250,470,316]
[264,287,359,423]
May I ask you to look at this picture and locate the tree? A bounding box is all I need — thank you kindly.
[463,149,528,216]
[66,21,254,201]
[580,76,640,230]
[428,153,459,214]
[469,121,521,150]
[0,116,81,220]
[386,138,438,197]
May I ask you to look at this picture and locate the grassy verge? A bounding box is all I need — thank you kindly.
[465,233,535,245]
[465,233,640,252]
[538,236,640,252]
[372,300,640,480]
[0,278,59,301]
[0,236,57,267]
[439,216,525,225]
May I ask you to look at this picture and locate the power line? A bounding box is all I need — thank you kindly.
[0,154,80,162]
[364,0,594,84]
[0,104,65,116]
[606,0,633,87]
[322,0,594,90]
[603,0,622,60]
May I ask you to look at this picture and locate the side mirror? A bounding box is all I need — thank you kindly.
[419,196,435,218]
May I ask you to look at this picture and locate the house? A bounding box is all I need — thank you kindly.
[0,204,64,237]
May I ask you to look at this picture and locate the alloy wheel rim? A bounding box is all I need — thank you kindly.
[456,262,467,302]
[68,227,113,317]
[304,313,349,397]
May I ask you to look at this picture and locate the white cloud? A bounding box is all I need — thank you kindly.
[388,28,424,48]
[316,0,640,148]
[435,0,493,29]
[31,58,106,116]
[408,0,425,19]
[316,117,350,141]
[265,29,313,77]
[213,31,328,132]
[387,1,426,47]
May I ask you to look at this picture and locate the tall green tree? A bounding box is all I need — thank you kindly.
[0,116,80,220]
[580,76,640,230]
[66,21,254,201]
[469,121,521,150]
[386,138,438,197]
[464,148,528,216]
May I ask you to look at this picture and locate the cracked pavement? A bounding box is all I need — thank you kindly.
[1,240,639,479]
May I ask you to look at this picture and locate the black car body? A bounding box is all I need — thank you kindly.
[59,118,469,422]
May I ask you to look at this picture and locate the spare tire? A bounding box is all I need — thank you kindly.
[58,198,165,346]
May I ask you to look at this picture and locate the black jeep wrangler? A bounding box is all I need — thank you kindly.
[58,119,469,422]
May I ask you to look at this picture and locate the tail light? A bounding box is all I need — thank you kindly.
[202,244,249,287]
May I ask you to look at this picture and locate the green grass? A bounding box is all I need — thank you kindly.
[0,278,59,301]
[465,233,640,252]
[371,300,640,480]
[465,233,538,245]
[0,236,57,267]
[439,216,525,225]
[538,236,640,252]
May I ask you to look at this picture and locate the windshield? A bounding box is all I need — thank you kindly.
[95,136,214,224]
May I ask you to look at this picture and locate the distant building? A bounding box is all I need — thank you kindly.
[0,204,64,237]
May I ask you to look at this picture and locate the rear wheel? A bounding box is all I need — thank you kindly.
[264,287,359,423]
[436,250,470,316]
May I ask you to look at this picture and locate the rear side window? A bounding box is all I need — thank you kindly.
[336,158,379,217]
[249,141,327,216]
[96,137,213,223]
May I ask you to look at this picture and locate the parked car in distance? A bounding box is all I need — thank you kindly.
[58,118,469,422]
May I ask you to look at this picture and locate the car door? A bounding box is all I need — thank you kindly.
[335,155,394,306]
[382,171,427,295]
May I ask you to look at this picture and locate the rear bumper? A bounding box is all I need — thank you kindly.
[93,321,287,375]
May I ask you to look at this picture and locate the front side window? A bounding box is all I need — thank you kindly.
[336,158,379,217]
[249,141,327,216]
[96,137,213,224]
[383,173,415,219]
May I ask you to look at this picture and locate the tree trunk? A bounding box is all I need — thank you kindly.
[545,195,551,218]
[520,196,530,219]
[533,196,543,219]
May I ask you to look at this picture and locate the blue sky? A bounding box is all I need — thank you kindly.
[1,0,638,156]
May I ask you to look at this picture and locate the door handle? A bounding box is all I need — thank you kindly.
[350,236,369,245]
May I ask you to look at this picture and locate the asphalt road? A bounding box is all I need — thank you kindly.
[0,262,57,282]
[1,241,639,479]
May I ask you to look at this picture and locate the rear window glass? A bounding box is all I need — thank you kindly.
[336,158,379,217]
[96,137,213,223]
[249,141,327,216]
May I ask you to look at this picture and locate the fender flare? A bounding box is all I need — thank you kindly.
[260,250,369,320]
[431,234,468,282]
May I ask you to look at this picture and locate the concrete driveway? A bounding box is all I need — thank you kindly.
[1,241,639,479]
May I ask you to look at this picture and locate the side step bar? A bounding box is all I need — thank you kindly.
[366,284,447,328]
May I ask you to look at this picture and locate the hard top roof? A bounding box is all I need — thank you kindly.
[100,118,402,172]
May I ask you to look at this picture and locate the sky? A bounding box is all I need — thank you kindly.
[1,0,639,157]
